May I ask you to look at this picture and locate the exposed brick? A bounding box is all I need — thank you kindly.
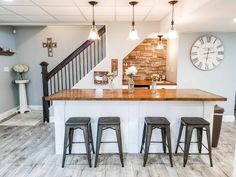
[123,38,167,80]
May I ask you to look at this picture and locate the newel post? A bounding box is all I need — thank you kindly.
[40,61,49,122]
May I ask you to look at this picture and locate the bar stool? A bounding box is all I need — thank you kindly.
[175,117,213,167]
[62,117,95,168]
[140,117,173,167]
[94,117,124,167]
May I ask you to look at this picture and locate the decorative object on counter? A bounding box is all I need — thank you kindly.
[13,64,29,80]
[156,35,164,50]
[162,74,166,81]
[128,1,139,40]
[0,46,15,56]
[190,35,224,71]
[111,59,118,76]
[88,1,100,40]
[107,72,115,90]
[94,71,109,84]
[151,74,160,93]
[168,0,178,39]
[126,66,137,94]
[15,79,31,114]
[42,37,57,57]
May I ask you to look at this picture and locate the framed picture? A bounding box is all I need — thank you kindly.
[94,71,109,84]
[111,59,118,76]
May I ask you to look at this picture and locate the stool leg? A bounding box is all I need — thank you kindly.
[62,126,70,168]
[68,128,74,154]
[115,125,124,167]
[140,123,146,153]
[83,126,92,168]
[166,126,173,167]
[206,126,213,167]
[175,122,184,154]
[183,126,193,167]
[143,124,152,167]
[161,128,167,153]
[197,128,203,153]
[94,125,103,168]
[88,123,95,154]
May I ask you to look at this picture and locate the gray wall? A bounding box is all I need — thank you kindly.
[15,25,92,106]
[0,26,18,114]
[177,33,236,115]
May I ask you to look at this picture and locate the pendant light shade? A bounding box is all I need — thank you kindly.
[88,1,100,40]
[168,0,178,39]
[156,35,164,50]
[128,1,139,40]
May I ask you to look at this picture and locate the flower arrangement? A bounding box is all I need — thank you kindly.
[151,74,160,82]
[13,64,29,80]
[125,66,137,78]
[107,72,116,81]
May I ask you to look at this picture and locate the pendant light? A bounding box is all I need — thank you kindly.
[156,35,164,50]
[168,0,178,39]
[88,1,100,40]
[128,1,139,40]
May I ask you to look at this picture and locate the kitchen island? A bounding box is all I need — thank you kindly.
[46,89,226,154]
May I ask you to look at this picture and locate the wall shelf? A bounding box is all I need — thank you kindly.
[0,50,15,56]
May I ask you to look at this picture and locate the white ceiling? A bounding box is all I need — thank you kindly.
[0,0,170,23]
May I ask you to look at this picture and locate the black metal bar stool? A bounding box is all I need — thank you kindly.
[140,117,173,167]
[62,117,95,168]
[94,117,124,167]
[175,117,213,167]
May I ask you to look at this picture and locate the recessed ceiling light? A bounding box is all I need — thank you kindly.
[233,18,236,23]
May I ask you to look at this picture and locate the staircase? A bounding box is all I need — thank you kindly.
[40,26,106,122]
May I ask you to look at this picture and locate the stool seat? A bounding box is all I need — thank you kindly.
[145,117,170,125]
[181,117,210,125]
[65,117,91,125]
[98,117,120,125]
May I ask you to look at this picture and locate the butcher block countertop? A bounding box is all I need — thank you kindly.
[46,89,226,101]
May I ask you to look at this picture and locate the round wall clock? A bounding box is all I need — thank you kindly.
[190,35,224,71]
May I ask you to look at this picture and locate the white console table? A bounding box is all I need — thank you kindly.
[15,80,31,114]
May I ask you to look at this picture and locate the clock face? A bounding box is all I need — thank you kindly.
[190,35,224,71]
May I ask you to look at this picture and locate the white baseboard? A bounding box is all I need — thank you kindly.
[29,105,43,111]
[223,115,235,122]
[0,106,19,121]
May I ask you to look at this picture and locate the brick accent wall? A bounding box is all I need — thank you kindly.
[123,38,167,81]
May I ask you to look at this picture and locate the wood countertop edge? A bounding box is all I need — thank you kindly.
[46,97,227,101]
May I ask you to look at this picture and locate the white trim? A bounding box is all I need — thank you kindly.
[28,105,43,111]
[0,106,19,121]
[223,115,235,122]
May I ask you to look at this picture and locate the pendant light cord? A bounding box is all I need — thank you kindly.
[171,3,175,27]
[132,4,135,28]
[92,4,95,26]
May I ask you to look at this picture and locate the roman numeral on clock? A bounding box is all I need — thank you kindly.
[198,62,203,69]
[192,57,199,64]
[206,36,211,43]
[191,52,197,56]
[217,44,223,49]
[216,57,223,62]
[199,38,204,44]
[218,51,224,55]
[205,63,209,70]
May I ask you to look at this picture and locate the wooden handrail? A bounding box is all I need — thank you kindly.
[47,26,106,79]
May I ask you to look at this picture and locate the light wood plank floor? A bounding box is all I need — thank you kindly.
[0,114,235,177]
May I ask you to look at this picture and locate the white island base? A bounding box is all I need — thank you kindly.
[53,100,215,154]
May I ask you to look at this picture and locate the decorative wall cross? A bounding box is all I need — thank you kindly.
[42,38,57,57]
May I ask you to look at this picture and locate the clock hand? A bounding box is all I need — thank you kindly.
[206,48,210,62]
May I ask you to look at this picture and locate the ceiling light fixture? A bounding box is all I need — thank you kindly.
[233,18,236,23]
[128,1,139,41]
[156,35,164,50]
[88,1,100,40]
[168,0,178,39]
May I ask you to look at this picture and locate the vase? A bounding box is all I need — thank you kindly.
[128,77,135,94]
[151,80,157,94]
[109,79,114,90]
